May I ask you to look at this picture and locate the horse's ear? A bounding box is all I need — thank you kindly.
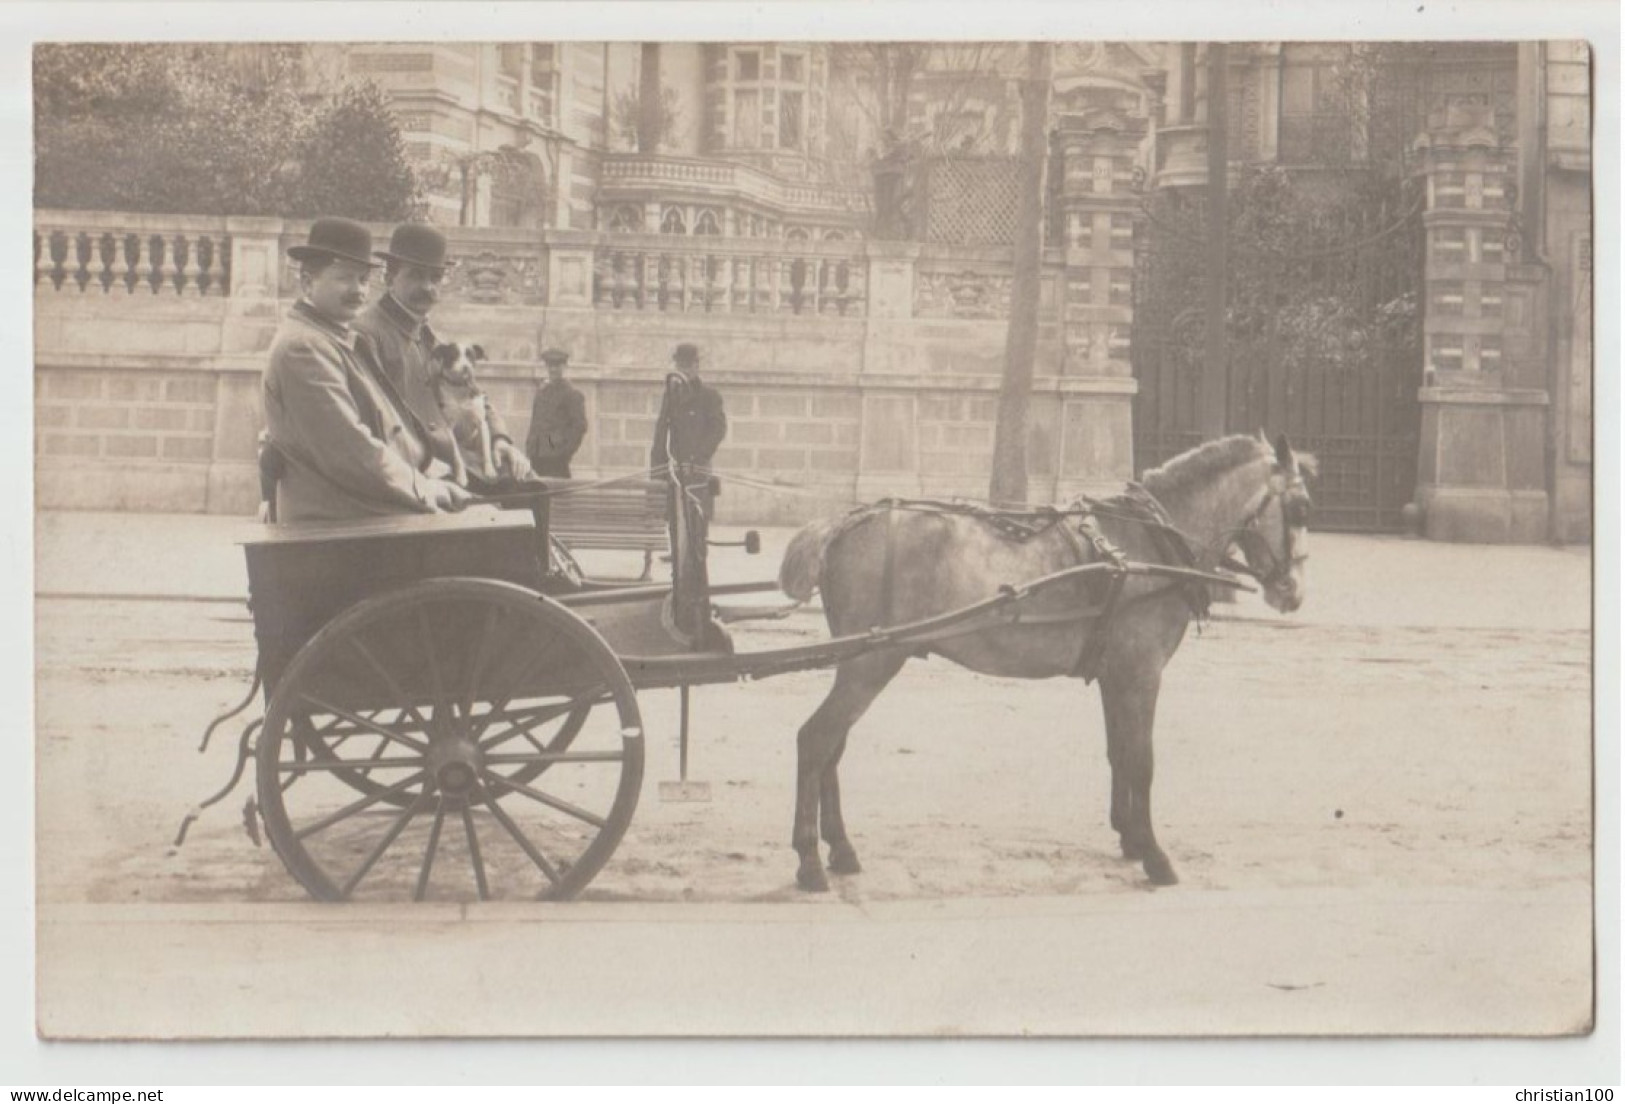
[470,344,487,362]
[1274,433,1293,470]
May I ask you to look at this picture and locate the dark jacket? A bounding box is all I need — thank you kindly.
[650,373,727,472]
[353,293,510,460]
[526,379,587,466]
[262,301,439,522]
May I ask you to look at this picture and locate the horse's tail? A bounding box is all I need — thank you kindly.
[778,515,846,602]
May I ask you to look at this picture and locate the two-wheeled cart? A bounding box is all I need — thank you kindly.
[193,489,1245,902]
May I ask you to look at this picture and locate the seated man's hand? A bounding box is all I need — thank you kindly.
[426,479,473,513]
[496,440,532,480]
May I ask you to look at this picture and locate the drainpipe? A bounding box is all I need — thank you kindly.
[1523,43,1564,545]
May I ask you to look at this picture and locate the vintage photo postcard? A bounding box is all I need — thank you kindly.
[20,1,1614,1080]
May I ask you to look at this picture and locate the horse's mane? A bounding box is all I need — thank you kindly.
[1139,434,1271,500]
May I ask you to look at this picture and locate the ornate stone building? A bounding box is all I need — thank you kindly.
[34,41,1591,541]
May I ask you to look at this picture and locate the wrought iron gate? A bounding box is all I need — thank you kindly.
[1131,177,1425,533]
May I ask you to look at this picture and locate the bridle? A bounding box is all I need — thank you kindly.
[1218,471,1312,591]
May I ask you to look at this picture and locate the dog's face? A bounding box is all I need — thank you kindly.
[431,342,486,389]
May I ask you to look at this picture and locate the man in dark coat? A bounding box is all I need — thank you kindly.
[650,343,727,641]
[526,348,588,478]
[262,217,469,522]
[354,223,532,485]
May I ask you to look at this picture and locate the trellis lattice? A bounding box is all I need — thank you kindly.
[920,157,1021,246]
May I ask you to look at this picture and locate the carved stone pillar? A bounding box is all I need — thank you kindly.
[1051,108,1145,497]
[1412,99,1547,541]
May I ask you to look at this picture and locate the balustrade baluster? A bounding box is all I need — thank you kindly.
[143,235,165,294]
[71,232,92,292]
[177,234,200,296]
[193,236,215,296]
[107,233,133,295]
[85,232,111,293]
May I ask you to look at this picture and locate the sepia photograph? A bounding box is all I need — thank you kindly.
[14,0,1617,1085]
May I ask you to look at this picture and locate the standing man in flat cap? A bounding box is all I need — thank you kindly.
[526,348,588,478]
[355,222,532,485]
[262,217,470,522]
[650,342,727,641]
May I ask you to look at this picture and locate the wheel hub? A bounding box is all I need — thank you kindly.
[427,736,483,798]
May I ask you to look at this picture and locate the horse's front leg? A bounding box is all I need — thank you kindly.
[1100,666,1176,886]
[820,732,861,875]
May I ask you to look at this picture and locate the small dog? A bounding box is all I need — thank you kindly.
[430,341,499,485]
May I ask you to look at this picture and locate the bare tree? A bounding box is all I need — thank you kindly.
[988,42,1053,505]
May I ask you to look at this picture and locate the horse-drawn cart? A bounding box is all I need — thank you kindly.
[190,435,1310,901]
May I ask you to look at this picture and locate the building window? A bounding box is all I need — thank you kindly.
[781,91,803,149]
[782,53,804,82]
[736,50,759,81]
[661,207,687,234]
[733,89,761,148]
[694,209,722,236]
[606,204,643,232]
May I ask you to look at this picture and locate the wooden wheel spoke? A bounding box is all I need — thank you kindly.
[349,640,431,731]
[467,632,564,743]
[297,695,429,754]
[479,786,561,885]
[478,768,606,829]
[278,756,423,775]
[339,795,424,899]
[476,697,595,752]
[461,804,489,900]
[483,750,625,766]
[418,608,449,716]
[460,605,505,717]
[414,799,447,902]
[293,771,427,841]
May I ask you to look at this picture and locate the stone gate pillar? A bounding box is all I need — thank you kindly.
[1412,100,1549,541]
[1053,108,1145,497]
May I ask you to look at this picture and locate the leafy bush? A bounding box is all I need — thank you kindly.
[34,44,423,220]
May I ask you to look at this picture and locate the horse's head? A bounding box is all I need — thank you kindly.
[1229,432,1316,613]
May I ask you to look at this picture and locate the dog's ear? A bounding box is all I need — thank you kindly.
[469,344,487,362]
[431,344,458,368]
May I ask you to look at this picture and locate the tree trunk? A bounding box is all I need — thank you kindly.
[989,42,1052,506]
[637,44,663,153]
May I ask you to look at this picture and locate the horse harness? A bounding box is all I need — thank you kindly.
[864,488,1211,683]
[1217,473,1311,591]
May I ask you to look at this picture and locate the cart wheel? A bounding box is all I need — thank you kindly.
[257,578,643,902]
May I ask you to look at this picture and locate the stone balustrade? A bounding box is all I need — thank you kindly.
[34,207,1136,519]
[35,210,233,298]
[592,233,867,317]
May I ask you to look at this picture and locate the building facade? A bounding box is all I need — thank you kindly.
[33,41,1592,541]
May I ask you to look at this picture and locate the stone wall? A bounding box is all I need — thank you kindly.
[34,211,1137,524]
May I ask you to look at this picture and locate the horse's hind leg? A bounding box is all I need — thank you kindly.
[794,649,906,891]
[1100,666,1177,886]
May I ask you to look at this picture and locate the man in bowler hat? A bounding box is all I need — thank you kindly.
[262,217,470,522]
[526,348,588,478]
[354,222,532,484]
[650,343,727,641]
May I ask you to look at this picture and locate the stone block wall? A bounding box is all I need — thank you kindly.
[34,210,1142,525]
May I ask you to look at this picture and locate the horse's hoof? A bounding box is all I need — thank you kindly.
[827,844,862,876]
[1119,839,1145,862]
[1144,856,1179,886]
[797,864,830,893]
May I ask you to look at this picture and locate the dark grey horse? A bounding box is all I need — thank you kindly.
[778,432,1314,891]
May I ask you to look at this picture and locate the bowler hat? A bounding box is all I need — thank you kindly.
[540,348,571,366]
[673,343,700,366]
[375,223,457,271]
[287,217,381,268]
